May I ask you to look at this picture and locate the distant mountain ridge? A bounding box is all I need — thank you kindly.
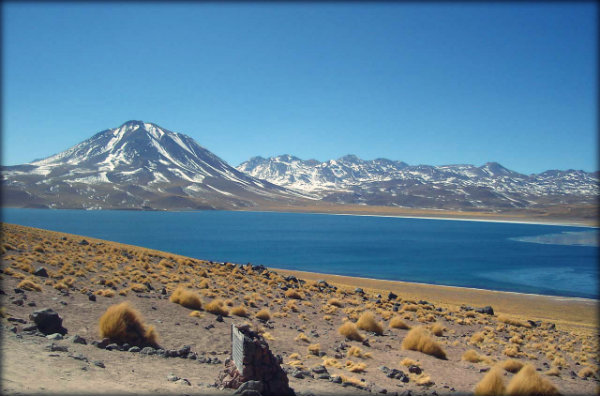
[1,121,308,210]
[237,154,599,210]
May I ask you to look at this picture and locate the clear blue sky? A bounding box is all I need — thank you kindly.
[2,2,597,174]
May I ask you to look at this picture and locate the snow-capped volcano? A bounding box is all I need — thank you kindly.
[237,155,599,211]
[1,121,308,210]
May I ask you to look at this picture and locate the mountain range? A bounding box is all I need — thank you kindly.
[237,155,599,210]
[1,120,598,213]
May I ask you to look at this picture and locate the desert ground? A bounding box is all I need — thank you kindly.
[1,222,598,395]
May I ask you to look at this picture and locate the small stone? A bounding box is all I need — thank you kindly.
[71,353,88,362]
[331,375,342,384]
[167,374,180,382]
[7,317,27,324]
[311,365,328,374]
[105,343,119,351]
[175,378,191,386]
[79,239,89,245]
[93,361,105,368]
[318,373,331,380]
[140,346,156,355]
[355,288,364,294]
[34,267,49,277]
[128,346,141,353]
[27,302,37,307]
[480,367,490,373]
[388,291,398,301]
[216,315,224,322]
[205,324,215,330]
[408,365,422,375]
[235,380,264,395]
[46,343,68,352]
[87,293,96,302]
[22,324,38,332]
[46,333,63,340]
[12,299,24,306]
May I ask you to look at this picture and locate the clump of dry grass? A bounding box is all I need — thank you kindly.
[505,364,560,395]
[99,302,158,347]
[347,346,371,359]
[345,360,367,373]
[401,326,447,360]
[463,349,484,363]
[328,298,344,307]
[390,316,411,329]
[578,366,597,379]
[231,305,248,317]
[474,366,505,396]
[356,311,384,335]
[285,289,304,300]
[401,358,418,367]
[545,367,560,377]
[17,279,42,292]
[501,359,525,373]
[205,299,229,316]
[430,322,445,336]
[255,309,271,321]
[170,287,203,310]
[498,315,531,328]
[308,343,321,355]
[338,321,364,342]
[95,289,116,297]
[189,310,203,318]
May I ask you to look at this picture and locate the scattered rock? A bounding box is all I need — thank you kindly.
[330,375,342,384]
[87,293,96,302]
[70,353,88,362]
[175,378,191,386]
[355,288,365,294]
[311,365,328,374]
[7,317,27,324]
[79,239,89,245]
[45,343,68,352]
[474,306,494,315]
[167,374,180,382]
[105,343,120,351]
[205,324,215,330]
[408,365,422,375]
[140,346,156,355]
[12,299,24,306]
[30,308,67,335]
[33,267,49,278]
[92,338,110,349]
[129,346,141,353]
[216,315,224,322]
[46,333,63,340]
[93,361,105,368]
[235,380,265,395]
[388,291,398,301]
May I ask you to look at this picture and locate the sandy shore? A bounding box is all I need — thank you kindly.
[272,269,599,334]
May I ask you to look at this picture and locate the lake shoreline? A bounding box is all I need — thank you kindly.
[2,222,598,332]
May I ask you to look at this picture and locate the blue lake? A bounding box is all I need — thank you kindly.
[2,208,598,299]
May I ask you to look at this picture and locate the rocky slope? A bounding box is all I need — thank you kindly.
[237,155,599,211]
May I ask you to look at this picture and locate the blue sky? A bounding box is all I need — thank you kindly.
[2,2,597,174]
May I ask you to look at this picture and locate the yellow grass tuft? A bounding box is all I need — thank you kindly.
[189,310,203,318]
[430,322,445,336]
[338,321,364,342]
[346,361,367,373]
[295,332,309,342]
[285,289,304,300]
[17,279,42,292]
[308,343,321,355]
[169,287,203,310]
[545,367,560,376]
[502,359,525,373]
[474,366,506,396]
[356,311,384,335]
[231,305,248,317]
[323,357,342,368]
[99,302,158,347]
[578,366,597,379]
[255,309,271,321]
[498,315,531,328]
[505,364,560,395]
[401,358,418,367]
[463,349,484,363]
[401,326,447,359]
[205,299,229,316]
[328,298,344,307]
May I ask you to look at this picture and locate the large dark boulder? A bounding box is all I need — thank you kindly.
[475,306,494,315]
[29,308,67,335]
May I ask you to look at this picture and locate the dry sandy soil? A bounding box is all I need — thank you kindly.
[1,223,598,395]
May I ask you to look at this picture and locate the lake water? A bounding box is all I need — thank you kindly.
[2,208,598,299]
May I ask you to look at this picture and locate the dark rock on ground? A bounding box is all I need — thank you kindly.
[33,267,48,277]
[30,308,67,335]
[475,306,494,315]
